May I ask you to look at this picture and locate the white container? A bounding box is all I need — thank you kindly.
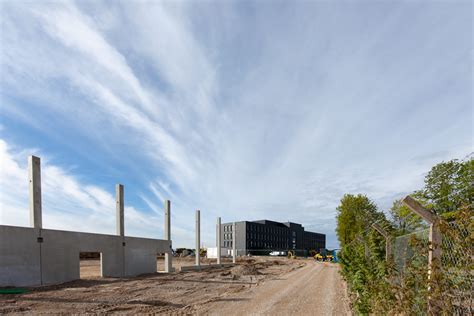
[207,247,228,258]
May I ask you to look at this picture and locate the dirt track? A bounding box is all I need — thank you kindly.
[202,261,351,315]
[0,257,350,315]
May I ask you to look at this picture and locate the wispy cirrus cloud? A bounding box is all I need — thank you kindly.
[0,139,165,239]
[0,1,471,248]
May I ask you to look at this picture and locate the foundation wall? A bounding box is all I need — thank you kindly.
[0,225,171,287]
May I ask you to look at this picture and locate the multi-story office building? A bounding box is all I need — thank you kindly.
[221,219,325,255]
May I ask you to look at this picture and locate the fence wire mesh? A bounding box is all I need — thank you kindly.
[391,220,473,315]
[392,228,430,314]
[393,228,429,274]
[439,220,473,314]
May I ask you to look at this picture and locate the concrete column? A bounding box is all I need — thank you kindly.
[115,184,125,277]
[28,156,42,229]
[164,200,172,273]
[403,196,441,269]
[403,196,442,313]
[216,217,221,264]
[232,222,236,264]
[195,210,200,267]
[116,184,124,236]
[371,223,391,261]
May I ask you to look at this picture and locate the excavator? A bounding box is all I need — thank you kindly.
[314,250,333,262]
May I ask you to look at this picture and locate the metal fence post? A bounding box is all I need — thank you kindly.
[356,236,369,258]
[371,223,391,261]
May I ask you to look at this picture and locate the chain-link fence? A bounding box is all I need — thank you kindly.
[393,228,429,274]
[390,220,473,315]
[391,228,430,314]
[439,220,473,314]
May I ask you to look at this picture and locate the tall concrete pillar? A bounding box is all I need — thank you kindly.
[115,184,125,277]
[216,217,221,264]
[116,184,124,236]
[28,156,42,229]
[195,210,200,267]
[164,200,172,273]
[232,222,236,264]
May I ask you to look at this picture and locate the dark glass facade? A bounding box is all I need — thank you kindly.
[222,220,325,253]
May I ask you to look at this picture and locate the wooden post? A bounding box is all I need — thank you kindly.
[28,156,42,229]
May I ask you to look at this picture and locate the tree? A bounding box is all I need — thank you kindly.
[336,194,393,314]
[336,194,383,247]
[416,159,473,216]
[389,198,425,234]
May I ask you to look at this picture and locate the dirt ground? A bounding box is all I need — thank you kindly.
[202,260,351,315]
[0,257,350,315]
[80,256,235,278]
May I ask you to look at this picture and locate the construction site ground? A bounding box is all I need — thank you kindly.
[0,257,351,315]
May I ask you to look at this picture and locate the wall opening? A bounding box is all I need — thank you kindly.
[79,252,102,279]
[156,253,166,272]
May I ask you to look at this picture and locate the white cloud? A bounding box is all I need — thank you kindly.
[0,138,162,239]
[0,1,471,248]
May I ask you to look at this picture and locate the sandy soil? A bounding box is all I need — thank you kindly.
[202,261,351,315]
[80,257,235,278]
[0,257,350,315]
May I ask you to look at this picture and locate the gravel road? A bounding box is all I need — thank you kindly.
[204,261,351,315]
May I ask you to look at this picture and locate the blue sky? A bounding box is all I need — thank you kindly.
[0,1,472,249]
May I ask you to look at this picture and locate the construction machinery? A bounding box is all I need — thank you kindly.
[314,252,334,262]
[287,250,297,259]
[314,253,324,261]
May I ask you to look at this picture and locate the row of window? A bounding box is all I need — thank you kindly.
[223,225,233,232]
[247,241,287,249]
[224,233,233,240]
[246,232,286,242]
[247,224,286,235]
[224,240,233,247]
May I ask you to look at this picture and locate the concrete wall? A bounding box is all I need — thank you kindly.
[235,222,247,255]
[0,225,171,287]
[0,226,41,286]
[221,221,246,255]
[124,236,167,276]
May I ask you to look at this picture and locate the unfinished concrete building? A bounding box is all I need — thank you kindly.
[0,156,173,287]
